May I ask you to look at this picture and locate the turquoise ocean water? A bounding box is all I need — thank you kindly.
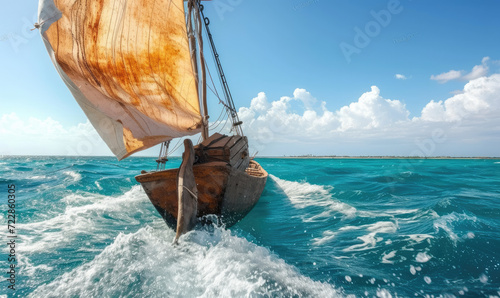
[1,156,499,297]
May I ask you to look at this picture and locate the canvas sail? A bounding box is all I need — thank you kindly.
[38,0,202,159]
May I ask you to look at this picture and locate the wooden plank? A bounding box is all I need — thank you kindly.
[229,137,248,167]
[203,148,229,157]
[220,160,268,226]
[229,137,248,159]
[211,135,233,148]
[226,136,241,148]
[231,150,249,170]
[206,156,230,164]
[200,133,225,146]
[229,136,245,148]
[234,156,249,172]
[230,149,242,167]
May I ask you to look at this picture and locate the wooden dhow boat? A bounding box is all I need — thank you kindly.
[38,0,267,241]
[137,134,267,237]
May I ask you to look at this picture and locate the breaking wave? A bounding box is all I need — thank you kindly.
[29,226,341,297]
[270,175,358,221]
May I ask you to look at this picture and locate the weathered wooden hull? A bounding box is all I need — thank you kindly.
[135,160,267,228]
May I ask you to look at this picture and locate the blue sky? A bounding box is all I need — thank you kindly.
[1,0,500,157]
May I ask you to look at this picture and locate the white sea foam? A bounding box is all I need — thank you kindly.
[18,254,53,277]
[29,226,342,297]
[29,175,49,180]
[381,251,397,264]
[384,208,439,228]
[271,176,422,224]
[313,221,398,249]
[366,221,398,233]
[333,256,350,260]
[270,175,357,220]
[406,234,434,243]
[17,186,151,253]
[415,252,432,263]
[433,212,478,243]
[339,225,363,232]
[343,221,398,252]
[95,181,103,190]
[376,288,394,298]
[63,171,82,182]
[312,230,337,246]
[344,234,381,252]
[383,209,420,216]
[312,226,363,247]
[61,193,100,204]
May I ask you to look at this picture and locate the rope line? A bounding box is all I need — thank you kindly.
[182,185,198,200]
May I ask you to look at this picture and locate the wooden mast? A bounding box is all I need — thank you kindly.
[174,0,205,242]
[193,0,209,141]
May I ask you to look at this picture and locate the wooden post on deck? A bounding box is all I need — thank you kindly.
[174,139,198,243]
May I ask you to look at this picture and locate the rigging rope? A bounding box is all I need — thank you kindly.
[168,139,184,156]
[156,0,245,166]
[205,56,222,102]
[156,141,170,171]
[199,1,243,136]
[209,107,227,129]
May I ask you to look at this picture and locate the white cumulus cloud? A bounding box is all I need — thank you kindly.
[236,72,499,156]
[395,74,407,80]
[336,86,410,131]
[0,113,111,156]
[420,74,500,122]
[431,57,492,83]
[3,61,499,157]
[430,70,463,84]
[238,86,412,150]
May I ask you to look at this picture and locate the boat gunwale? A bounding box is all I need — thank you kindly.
[245,160,268,178]
[135,161,229,183]
[135,160,267,182]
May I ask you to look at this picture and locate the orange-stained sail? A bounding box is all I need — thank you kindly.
[38,0,202,159]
